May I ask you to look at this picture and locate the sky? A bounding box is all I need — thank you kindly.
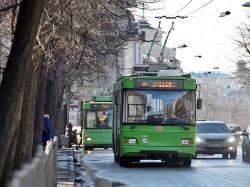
[133,0,250,72]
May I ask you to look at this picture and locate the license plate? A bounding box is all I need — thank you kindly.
[209,144,222,147]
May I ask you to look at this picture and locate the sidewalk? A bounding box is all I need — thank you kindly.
[57,148,75,187]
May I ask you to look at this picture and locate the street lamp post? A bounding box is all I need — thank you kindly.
[207,103,214,120]
[195,55,202,58]
[219,11,231,17]
[242,2,250,7]
[177,44,187,48]
[204,72,211,119]
[226,85,232,123]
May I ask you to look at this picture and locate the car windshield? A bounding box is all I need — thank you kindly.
[197,123,230,133]
[229,126,242,132]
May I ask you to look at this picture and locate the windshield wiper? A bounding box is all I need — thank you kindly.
[163,118,190,130]
[129,119,190,130]
[130,121,146,130]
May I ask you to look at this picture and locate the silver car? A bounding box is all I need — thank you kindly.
[227,124,243,144]
[195,121,237,159]
[242,125,250,162]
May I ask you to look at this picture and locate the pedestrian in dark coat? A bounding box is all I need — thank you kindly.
[65,122,73,147]
[42,114,52,150]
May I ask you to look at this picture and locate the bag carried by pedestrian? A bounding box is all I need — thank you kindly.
[43,123,49,134]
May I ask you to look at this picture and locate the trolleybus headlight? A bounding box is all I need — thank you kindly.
[226,136,236,143]
[181,139,193,145]
[125,138,137,144]
[86,137,92,141]
[196,136,205,143]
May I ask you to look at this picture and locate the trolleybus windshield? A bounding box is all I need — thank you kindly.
[85,108,113,129]
[123,90,195,124]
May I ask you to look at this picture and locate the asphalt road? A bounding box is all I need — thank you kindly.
[80,145,249,187]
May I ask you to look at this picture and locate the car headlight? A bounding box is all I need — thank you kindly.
[226,136,236,143]
[196,136,205,143]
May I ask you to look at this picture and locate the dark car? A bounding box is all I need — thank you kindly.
[195,121,237,159]
[241,125,250,163]
[227,124,243,144]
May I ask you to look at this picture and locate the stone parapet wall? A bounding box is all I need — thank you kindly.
[7,137,58,187]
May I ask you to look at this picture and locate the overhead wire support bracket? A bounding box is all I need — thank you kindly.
[157,22,175,64]
[143,21,161,64]
[155,15,188,19]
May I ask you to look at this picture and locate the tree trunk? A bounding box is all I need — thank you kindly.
[33,73,47,155]
[0,0,46,185]
[44,56,68,143]
[15,58,43,166]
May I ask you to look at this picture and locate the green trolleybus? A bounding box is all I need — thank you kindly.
[82,95,113,150]
[112,64,202,167]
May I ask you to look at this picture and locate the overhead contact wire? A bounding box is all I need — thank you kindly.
[184,0,214,16]
[169,0,193,16]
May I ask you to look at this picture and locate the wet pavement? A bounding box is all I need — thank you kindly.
[57,148,75,187]
[56,147,124,187]
[57,147,91,187]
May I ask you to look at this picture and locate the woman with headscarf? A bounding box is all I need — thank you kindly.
[65,122,73,147]
[42,114,52,150]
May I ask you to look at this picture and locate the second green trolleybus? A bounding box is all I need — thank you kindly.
[112,64,202,166]
[82,95,113,150]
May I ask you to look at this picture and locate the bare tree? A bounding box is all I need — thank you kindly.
[234,20,250,85]
[32,0,141,151]
[0,0,162,185]
[0,0,46,185]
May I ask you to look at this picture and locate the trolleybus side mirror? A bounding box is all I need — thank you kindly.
[197,98,202,109]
